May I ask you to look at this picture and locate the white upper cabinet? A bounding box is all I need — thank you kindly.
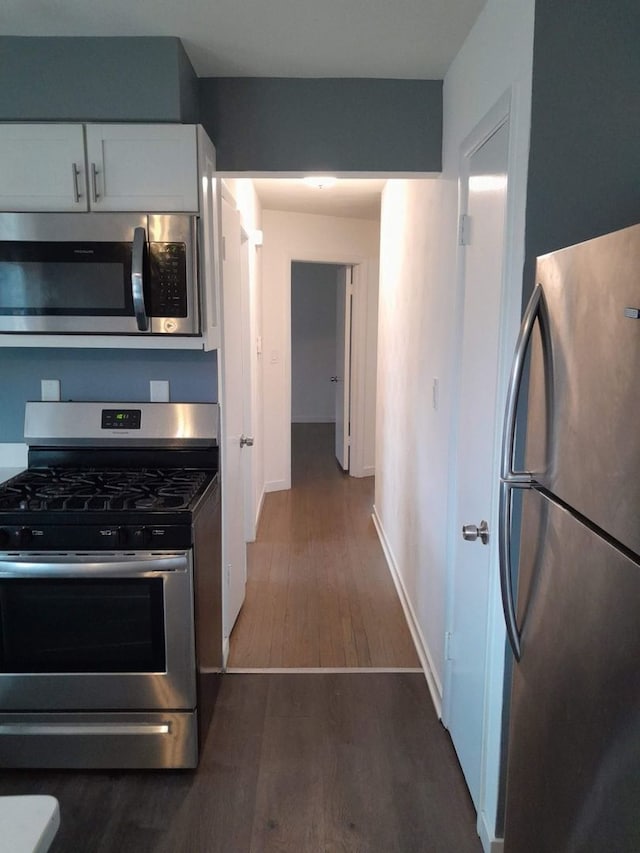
[0,123,199,213]
[196,126,221,351]
[85,125,198,212]
[0,124,87,212]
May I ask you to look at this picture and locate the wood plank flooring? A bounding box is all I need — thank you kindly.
[228,423,420,668]
[0,674,482,853]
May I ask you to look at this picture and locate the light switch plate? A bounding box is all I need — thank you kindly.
[41,379,61,401]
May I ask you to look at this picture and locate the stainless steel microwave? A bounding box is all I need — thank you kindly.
[0,212,200,336]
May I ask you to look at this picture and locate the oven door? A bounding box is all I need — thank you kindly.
[0,551,196,712]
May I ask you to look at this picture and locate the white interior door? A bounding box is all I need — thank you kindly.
[445,119,510,808]
[239,231,256,542]
[335,266,352,470]
[220,194,248,641]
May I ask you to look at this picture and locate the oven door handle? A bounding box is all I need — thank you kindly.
[0,554,188,578]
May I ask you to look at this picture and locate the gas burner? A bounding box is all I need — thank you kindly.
[0,468,211,513]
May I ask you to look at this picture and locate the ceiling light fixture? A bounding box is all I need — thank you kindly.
[302,176,338,190]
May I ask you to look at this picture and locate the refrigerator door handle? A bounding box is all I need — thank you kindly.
[499,480,523,661]
[501,283,546,484]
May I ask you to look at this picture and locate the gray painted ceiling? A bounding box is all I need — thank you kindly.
[3,0,487,78]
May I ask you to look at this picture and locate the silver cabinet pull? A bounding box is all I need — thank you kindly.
[462,520,489,544]
[132,226,149,331]
[240,435,254,447]
[71,162,82,203]
[90,161,100,203]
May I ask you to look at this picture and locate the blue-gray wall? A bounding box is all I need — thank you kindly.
[291,263,338,423]
[0,37,199,123]
[199,77,442,172]
[0,349,217,442]
[523,0,640,298]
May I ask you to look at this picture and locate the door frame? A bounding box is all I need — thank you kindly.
[443,88,529,847]
[284,253,371,486]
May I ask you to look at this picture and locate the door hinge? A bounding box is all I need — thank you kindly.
[445,631,454,661]
[459,214,471,246]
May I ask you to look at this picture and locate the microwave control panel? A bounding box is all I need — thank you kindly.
[149,242,188,317]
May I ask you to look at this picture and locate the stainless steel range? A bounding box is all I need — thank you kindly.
[0,401,221,769]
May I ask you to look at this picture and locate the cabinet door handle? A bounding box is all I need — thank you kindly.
[91,162,100,203]
[71,162,82,203]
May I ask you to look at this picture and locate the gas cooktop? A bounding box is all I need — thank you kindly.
[0,467,212,513]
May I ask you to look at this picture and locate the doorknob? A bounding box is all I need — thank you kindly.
[462,520,489,544]
[330,376,340,382]
[240,435,254,447]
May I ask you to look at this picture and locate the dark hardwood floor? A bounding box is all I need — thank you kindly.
[0,674,482,853]
[228,424,420,668]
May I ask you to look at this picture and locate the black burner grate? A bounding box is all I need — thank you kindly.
[0,468,210,513]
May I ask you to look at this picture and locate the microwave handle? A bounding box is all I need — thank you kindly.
[132,227,149,331]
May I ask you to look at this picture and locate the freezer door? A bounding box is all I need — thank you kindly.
[504,489,640,853]
[524,223,640,555]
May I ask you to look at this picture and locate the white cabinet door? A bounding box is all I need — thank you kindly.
[0,124,88,212]
[85,124,198,212]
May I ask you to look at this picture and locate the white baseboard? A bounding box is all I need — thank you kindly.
[0,443,28,467]
[479,811,504,853]
[361,464,375,477]
[264,479,289,493]
[372,505,443,718]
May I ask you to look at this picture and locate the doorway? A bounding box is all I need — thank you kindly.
[291,261,353,474]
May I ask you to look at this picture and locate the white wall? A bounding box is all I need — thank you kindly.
[374,0,535,848]
[291,262,338,423]
[261,209,379,489]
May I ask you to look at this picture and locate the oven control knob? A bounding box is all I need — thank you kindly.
[18,527,33,546]
[131,527,150,546]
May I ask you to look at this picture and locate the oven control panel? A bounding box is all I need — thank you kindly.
[0,524,191,551]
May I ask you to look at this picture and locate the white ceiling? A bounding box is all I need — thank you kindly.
[252,178,386,220]
[3,0,486,79]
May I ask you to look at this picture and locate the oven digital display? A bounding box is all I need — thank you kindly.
[101,409,142,430]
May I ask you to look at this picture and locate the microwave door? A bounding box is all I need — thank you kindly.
[0,212,146,335]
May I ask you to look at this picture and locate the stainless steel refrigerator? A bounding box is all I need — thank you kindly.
[499,223,640,852]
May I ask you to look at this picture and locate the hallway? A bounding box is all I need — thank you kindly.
[228,423,420,669]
